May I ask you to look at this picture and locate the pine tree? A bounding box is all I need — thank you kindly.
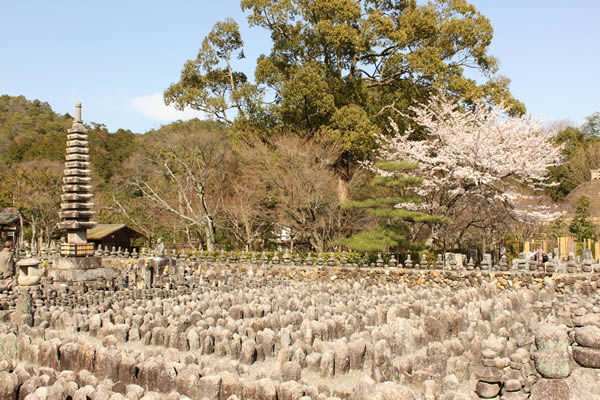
[569,196,596,254]
[338,161,446,252]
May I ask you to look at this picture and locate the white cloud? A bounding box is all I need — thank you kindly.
[131,93,204,122]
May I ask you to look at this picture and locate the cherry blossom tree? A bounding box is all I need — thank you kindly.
[378,95,564,251]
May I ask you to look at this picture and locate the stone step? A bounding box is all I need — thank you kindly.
[61,202,94,210]
[65,154,90,162]
[65,161,91,169]
[58,220,96,230]
[66,139,89,148]
[66,147,89,154]
[63,176,92,184]
[67,133,88,140]
[61,193,94,201]
[59,210,96,219]
[64,169,91,176]
[62,184,93,192]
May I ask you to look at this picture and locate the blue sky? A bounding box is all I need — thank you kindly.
[1,1,598,133]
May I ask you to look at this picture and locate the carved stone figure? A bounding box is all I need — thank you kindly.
[154,238,165,257]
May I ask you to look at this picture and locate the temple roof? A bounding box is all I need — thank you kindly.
[0,209,19,227]
[87,224,145,240]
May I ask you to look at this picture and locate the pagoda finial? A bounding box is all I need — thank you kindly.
[75,101,82,123]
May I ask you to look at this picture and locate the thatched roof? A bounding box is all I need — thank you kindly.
[0,209,19,227]
[87,224,145,240]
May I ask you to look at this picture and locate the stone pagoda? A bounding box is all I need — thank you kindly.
[58,102,96,256]
[52,102,115,282]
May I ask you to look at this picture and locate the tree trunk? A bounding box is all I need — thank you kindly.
[31,214,37,255]
[205,216,215,251]
[482,236,486,262]
[19,213,24,250]
[310,237,323,253]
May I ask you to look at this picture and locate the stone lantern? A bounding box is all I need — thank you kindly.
[17,256,41,286]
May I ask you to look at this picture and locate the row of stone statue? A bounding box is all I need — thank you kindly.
[7,239,600,275]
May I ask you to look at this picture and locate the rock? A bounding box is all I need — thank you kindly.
[334,341,349,375]
[475,381,501,398]
[19,376,41,399]
[348,341,366,370]
[320,352,335,378]
[281,361,302,382]
[573,346,600,368]
[499,391,528,400]
[442,374,458,391]
[533,324,572,379]
[534,352,572,379]
[278,380,304,400]
[373,339,392,382]
[423,379,439,400]
[126,384,145,399]
[220,373,240,400]
[530,378,570,400]
[198,375,222,400]
[112,382,127,394]
[474,366,502,383]
[0,371,18,399]
[240,339,257,365]
[255,378,277,400]
[74,385,96,400]
[47,381,67,400]
[535,324,569,352]
[503,379,522,392]
[574,326,600,349]
[370,382,416,400]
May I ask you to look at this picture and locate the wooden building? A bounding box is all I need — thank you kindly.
[0,208,20,246]
[87,224,145,251]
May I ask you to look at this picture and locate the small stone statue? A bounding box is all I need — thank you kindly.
[154,238,165,257]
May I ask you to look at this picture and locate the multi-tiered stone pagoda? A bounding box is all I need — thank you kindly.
[52,102,116,283]
[58,102,96,256]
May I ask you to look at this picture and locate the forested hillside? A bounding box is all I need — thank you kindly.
[0,95,141,244]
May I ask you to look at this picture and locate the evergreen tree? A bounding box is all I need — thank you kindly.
[569,196,596,253]
[550,215,569,241]
[338,161,446,252]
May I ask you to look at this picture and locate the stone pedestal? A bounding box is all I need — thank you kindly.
[51,256,117,282]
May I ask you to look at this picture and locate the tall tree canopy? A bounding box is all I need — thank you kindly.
[164,18,265,128]
[166,0,524,174]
